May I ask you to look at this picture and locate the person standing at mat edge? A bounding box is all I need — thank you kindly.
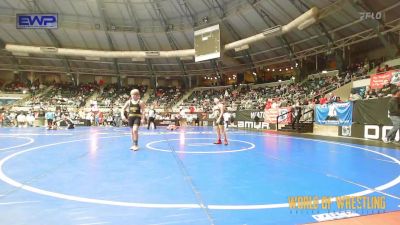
[147,105,156,130]
[213,97,228,145]
[122,89,146,151]
[383,88,400,143]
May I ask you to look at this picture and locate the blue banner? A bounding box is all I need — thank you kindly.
[315,102,353,126]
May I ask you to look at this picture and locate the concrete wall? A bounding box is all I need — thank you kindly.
[39,74,62,84]
[0,93,28,98]
[368,56,400,75]
[332,82,353,101]
[79,74,95,84]
[365,44,399,62]
[140,78,150,86]
[313,124,339,137]
[353,78,370,88]
[0,71,15,86]
[99,76,112,84]
[156,78,180,87]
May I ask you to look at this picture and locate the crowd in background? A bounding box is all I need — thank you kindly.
[96,84,147,108]
[181,72,345,113]
[146,87,183,109]
[1,59,399,128]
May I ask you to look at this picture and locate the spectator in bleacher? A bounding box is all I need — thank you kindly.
[349,90,362,101]
[319,96,328,105]
[383,89,400,143]
[391,73,400,86]
[376,64,384,73]
[189,105,195,113]
[384,64,393,72]
[380,80,393,97]
[366,89,378,99]
[264,99,272,110]
[344,72,351,83]
[271,99,278,109]
[311,97,318,105]
[328,93,339,103]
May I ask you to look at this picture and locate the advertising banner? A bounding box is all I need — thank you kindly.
[370,70,400,89]
[233,110,276,130]
[338,98,398,140]
[264,107,292,124]
[315,102,352,126]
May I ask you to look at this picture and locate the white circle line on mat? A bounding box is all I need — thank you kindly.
[145,138,255,154]
[0,133,398,209]
[0,137,35,151]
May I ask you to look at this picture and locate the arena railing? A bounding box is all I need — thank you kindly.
[275,107,314,131]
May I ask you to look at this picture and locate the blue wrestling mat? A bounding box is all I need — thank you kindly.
[0,127,399,225]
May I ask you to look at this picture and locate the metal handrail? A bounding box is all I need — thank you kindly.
[276,109,291,131]
[275,108,314,131]
[302,109,314,123]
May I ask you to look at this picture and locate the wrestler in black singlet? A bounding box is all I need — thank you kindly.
[128,100,141,127]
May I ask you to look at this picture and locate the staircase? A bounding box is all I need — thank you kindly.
[142,89,151,102]
[277,109,314,133]
[35,85,54,98]
[84,92,99,108]
[12,85,54,107]
[279,122,314,133]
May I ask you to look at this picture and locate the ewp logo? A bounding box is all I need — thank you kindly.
[17,14,58,29]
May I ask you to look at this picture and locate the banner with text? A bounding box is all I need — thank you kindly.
[229,110,276,130]
[264,107,292,124]
[315,102,353,126]
[370,70,400,89]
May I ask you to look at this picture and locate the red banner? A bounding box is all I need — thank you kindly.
[264,107,292,124]
[370,70,400,89]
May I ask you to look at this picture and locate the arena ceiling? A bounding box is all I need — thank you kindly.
[0,0,399,78]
